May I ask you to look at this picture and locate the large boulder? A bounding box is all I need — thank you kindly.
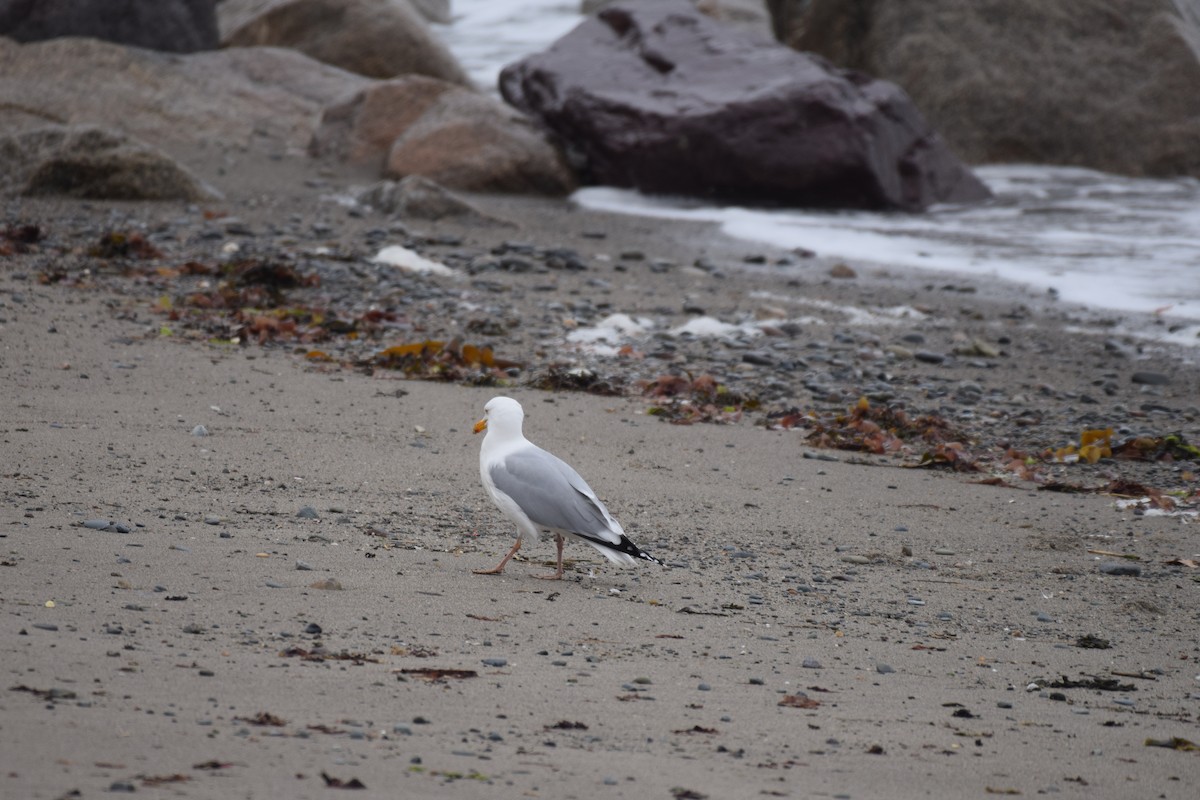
[0,36,368,190]
[0,124,220,200]
[218,0,469,85]
[582,0,774,38]
[500,0,988,210]
[0,0,218,53]
[310,76,576,194]
[0,35,573,199]
[769,0,1200,177]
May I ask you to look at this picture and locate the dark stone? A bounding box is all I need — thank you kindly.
[500,0,989,211]
[1131,371,1170,386]
[0,0,219,53]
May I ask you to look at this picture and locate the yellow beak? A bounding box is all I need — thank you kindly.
[473,418,487,434]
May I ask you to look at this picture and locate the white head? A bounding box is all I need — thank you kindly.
[473,396,525,439]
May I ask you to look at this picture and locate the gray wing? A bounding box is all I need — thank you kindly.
[490,447,615,539]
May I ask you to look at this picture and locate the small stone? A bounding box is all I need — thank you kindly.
[83,519,111,530]
[876,663,895,674]
[1099,561,1141,577]
[914,350,946,364]
[304,622,323,635]
[482,658,508,668]
[742,351,774,366]
[296,506,319,519]
[191,424,209,437]
[829,263,857,279]
[802,658,822,669]
[1131,371,1170,386]
[295,560,314,571]
[840,555,870,565]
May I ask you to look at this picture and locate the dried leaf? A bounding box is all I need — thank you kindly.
[321,771,367,789]
[778,694,820,709]
[399,668,478,681]
[1144,737,1199,751]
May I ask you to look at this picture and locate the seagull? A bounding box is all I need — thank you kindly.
[472,396,662,579]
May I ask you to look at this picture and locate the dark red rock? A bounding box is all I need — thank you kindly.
[0,0,218,53]
[500,0,990,211]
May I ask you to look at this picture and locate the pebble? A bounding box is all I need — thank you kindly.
[191,424,209,437]
[83,519,111,530]
[296,506,319,519]
[1130,371,1170,385]
[1099,561,1141,577]
[481,658,508,667]
[295,559,313,571]
[840,555,870,565]
[802,658,822,669]
[876,663,895,674]
[914,350,946,364]
[203,515,221,525]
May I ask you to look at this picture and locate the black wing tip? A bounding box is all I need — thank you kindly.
[615,535,663,566]
[570,529,664,567]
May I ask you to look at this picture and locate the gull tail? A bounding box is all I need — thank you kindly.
[574,530,663,567]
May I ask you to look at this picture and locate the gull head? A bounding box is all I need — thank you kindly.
[474,396,525,437]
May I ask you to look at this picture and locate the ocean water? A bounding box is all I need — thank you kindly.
[437,1,1200,346]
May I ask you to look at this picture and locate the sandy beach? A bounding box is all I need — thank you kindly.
[2,179,1199,799]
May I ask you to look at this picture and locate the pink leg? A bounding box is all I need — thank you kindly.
[473,537,522,575]
[534,534,565,581]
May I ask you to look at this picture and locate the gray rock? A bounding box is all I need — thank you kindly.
[1099,561,1141,577]
[218,0,468,84]
[0,124,220,201]
[501,0,989,210]
[0,37,368,195]
[1131,371,1171,386]
[358,176,513,225]
[773,0,1200,178]
[0,0,219,53]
